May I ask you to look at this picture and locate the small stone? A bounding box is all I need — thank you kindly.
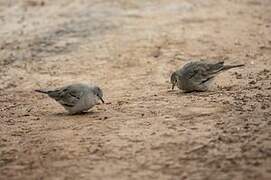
[249,80,256,85]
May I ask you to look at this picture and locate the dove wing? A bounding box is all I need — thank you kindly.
[48,85,84,107]
[182,61,225,84]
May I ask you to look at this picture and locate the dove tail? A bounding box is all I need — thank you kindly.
[223,64,244,70]
[35,89,49,94]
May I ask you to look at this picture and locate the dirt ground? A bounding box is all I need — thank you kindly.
[0,0,270,179]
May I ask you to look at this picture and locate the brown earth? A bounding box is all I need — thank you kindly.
[0,0,271,180]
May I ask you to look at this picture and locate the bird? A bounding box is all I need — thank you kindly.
[170,60,244,92]
[35,83,104,114]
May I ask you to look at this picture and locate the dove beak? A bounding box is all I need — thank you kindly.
[98,95,104,103]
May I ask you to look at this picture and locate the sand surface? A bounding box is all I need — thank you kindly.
[0,0,270,179]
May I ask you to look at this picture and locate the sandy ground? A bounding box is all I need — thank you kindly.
[0,0,271,179]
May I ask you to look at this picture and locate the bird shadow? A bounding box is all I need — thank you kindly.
[53,111,97,117]
[168,89,220,97]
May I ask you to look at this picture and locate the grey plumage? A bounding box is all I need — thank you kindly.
[170,60,244,92]
[35,83,104,114]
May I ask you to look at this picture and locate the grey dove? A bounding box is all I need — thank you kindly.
[35,83,104,114]
[170,60,244,92]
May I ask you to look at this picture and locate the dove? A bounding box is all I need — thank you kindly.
[170,60,244,92]
[35,83,104,114]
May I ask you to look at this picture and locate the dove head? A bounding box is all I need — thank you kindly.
[170,72,178,90]
[93,86,104,103]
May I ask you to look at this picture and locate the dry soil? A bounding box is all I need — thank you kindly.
[0,0,271,180]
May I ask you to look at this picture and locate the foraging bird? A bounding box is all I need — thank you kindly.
[35,83,104,114]
[170,60,244,92]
